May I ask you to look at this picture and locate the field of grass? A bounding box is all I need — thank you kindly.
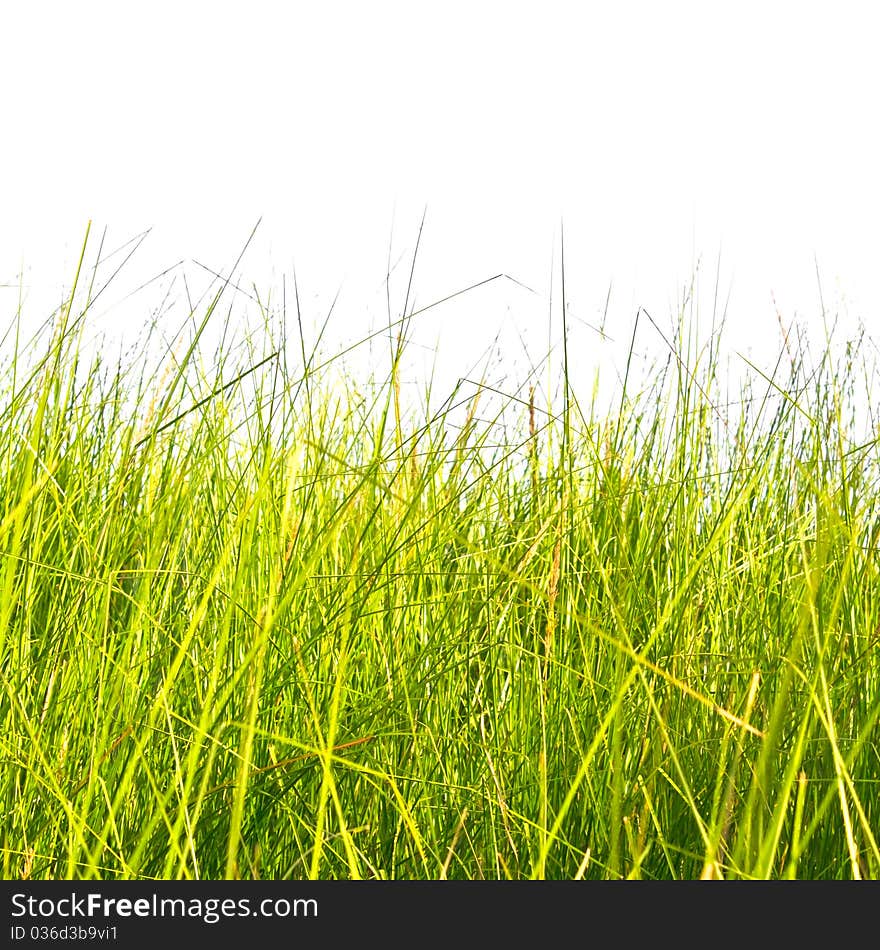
[2,229,879,880]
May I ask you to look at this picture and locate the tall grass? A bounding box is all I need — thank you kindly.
[1,230,878,880]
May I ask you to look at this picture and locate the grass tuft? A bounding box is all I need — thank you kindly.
[1,231,878,880]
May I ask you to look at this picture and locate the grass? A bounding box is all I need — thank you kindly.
[1,226,878,880]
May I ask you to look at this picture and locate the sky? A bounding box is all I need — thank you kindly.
[1,2,878,410]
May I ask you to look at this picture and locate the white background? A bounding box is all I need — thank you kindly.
[1,1,878,408]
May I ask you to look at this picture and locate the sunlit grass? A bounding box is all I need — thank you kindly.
[1,228,878,880]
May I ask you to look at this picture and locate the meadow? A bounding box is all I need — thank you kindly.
[1,229,878,880]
